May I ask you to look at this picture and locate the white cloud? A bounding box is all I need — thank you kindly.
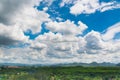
[43,7,48,12]
[1,23,120,64]
[56,17,64,22]
[60,0,120,15]
[0,0,50,46]
[0,0,39,24]
[40,0,54,6]
[0,23,29,46]
[30,41,47,51]
[46,20,88,35]
[102,22,120,41]
[70,0,99,15]
[34,32,82,58]
[0,48,4,58]
[14,8,50,34]
[85,31,104,50]
[25,30,120,63]
[0,0,50,34]
[100,2,120,12]
[0,0,120,64]
[60,0,75,7]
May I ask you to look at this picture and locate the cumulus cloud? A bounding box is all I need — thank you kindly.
[60,0,120,15]
[0,0,120,64]
[102,22,120,41]
[40,0,54,6]
[1,22,120,64]
[0,0,50,46]
[30,41,47,51]
[0,23,28,46]
[100,2,120,12]
[26,29,120,63]
[1,30,120,64]
[70,0,99,15]
[15,9,50,34]
[60,0,75,7]
[85,31,104,50]
[0,0,39,25]
[1,29,120,62]
[33,32,81,58]
[0,0,50,33]
[46,20,88,35]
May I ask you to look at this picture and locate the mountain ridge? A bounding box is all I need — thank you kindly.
[0,62,119,67]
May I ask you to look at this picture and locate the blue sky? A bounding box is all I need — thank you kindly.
[0,0,120,64]
[29,0,120,39]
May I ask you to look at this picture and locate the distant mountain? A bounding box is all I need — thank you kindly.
[89,62,116,67]
[116,63,120,66]
[0,62,117,67]
[0,63,30,67]
[51,62,116,67]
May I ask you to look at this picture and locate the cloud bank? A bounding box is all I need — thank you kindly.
[60,0,120,15]
[0,0,120,64]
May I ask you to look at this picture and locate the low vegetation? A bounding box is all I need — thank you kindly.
[0,66,120,80]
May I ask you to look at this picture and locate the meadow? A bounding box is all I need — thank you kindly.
[0,66,120,80]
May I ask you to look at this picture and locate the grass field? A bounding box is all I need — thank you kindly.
[0,66,120,80]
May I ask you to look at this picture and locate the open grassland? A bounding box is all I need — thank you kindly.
[0,66,120,80]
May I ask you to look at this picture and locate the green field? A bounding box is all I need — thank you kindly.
[0,66,120,80]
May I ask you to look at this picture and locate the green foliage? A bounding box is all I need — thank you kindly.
[0,66,120,80]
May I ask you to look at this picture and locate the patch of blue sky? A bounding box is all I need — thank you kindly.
[81,9,120,32]
[38,0,120,32]
[24,29,37,40]
[35,0,120,37]
[24,23,50,40]
[46,5,120,32]
[36,1,47,10]
[113,32,120,40]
